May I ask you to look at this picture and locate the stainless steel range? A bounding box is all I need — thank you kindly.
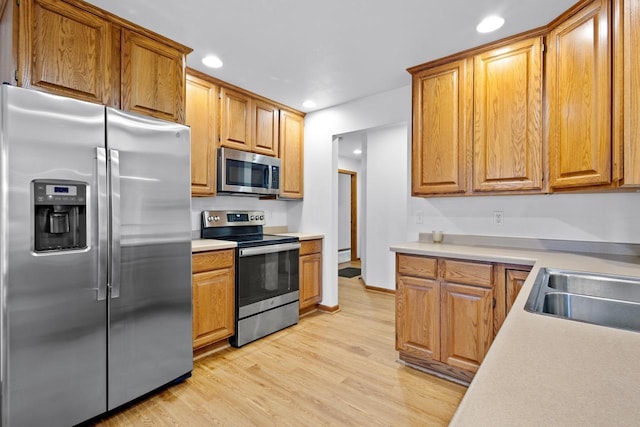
[201,210,300,347]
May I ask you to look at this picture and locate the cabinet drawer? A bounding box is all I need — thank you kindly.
[397,254,437,279]
[300,239,322,255]
[192,249,235,273]
[441,259,493,288]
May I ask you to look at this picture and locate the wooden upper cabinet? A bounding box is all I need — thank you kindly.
[411,59,471,195]
[219,87,252,151]
[19,0,114,104]
[547,0,612,189]
[253,99,279,156]
[279,110,304,198]
[121,29,186,123]
[17,0,190,121]
[186,73,218,196]
[614,0,640,186]
[473,37,543,192]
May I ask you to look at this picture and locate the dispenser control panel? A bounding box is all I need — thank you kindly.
[34,182,86,205]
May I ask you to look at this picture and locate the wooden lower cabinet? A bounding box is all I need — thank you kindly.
[299,239,323,312]
[506,269,531,312]
[396,253,530,383]
[440,282,493,372]
[396,275,440,360]
[192,249,235,350]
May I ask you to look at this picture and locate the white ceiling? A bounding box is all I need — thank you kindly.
[86,0,576,113]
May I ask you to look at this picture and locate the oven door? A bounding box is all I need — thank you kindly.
[237,242,300,317]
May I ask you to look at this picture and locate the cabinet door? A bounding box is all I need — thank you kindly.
[220,87,252,151]
[19,0,113,104]
[192,266,235,349]
[253,99,279,156]
[615,0,640,186]
[506,269,530,313]
[121,29,185,123]
[186,74,218,196]
[279,110,305,198]
[396,276,440,360]
[473,37,543,192]
[547,0,611,189]
[412,58,471,195]
[299,252,322,310]
[441,283,493,373]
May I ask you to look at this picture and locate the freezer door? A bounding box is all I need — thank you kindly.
[106,108,192,410]
[0,86,108,426]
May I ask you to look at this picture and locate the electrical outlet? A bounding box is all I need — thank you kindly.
[493,211,504,226]
[416,211,424,224]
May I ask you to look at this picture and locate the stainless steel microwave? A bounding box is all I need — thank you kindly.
[217,147,281,196]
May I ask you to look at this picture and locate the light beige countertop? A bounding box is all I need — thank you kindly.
[276,232,324,241]
[191,239,237,253]
[391,239,640,426]
[191,232,323,253]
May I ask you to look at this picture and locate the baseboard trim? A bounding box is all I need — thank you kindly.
[318,304,340,314]
[299,304,319,317]
[193,339,230,361]
[359,277,395,295]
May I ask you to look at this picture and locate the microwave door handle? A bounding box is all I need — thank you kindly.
[109,149,121,299]
[96,147,108,301]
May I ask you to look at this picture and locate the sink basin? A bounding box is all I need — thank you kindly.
[525,268,640,333]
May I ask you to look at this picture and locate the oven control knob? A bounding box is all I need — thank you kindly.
[207,216,214,222]
[214,216,220,221]
[260,215,264,220]
[250,215,255,220]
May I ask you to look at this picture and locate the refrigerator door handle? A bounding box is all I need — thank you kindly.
[109,149,121,299]
[96,147,108,301]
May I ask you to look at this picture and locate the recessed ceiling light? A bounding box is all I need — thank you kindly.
[202,55,223,68]
[302,100,316,109]
[353,149,362,155]
[476,15,505,33]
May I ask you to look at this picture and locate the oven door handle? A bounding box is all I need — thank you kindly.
[239,242,301,257]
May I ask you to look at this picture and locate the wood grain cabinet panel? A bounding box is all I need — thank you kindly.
[411,59,471,195]
[219,87,252,151]
[396,275,440,360]
[397,254,437,279]
[506,269,530,313]
[299,239,322,311]
[547,0,612,189]
[192,250,235,349]
[186,73,218,196]
[279,110,305,198]
[473,37,543,192]
[615,0,640,186]
[121,29,186,123]
[441,283,493,373]
[253,99,279,157]
[441,259,493,288]
[19,0,113,104]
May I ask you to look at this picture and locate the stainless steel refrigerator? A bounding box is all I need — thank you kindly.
[0,85,193,426]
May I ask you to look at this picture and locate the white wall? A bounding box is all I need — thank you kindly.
[363,125,408,289]
[289,86,411,308]
[294,82,640,308]
[191,196,293,232]
[408,193,640,244]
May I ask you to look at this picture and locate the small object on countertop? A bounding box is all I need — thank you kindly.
[432,230,444,243]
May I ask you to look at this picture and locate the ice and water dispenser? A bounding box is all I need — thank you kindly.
[33,180,87,252]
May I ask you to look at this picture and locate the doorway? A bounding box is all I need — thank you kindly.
[338,169,358,262]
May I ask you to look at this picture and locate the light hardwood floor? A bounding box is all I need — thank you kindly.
[94,271,466,426]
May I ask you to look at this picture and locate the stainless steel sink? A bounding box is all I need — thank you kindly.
[525,268,640,333]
